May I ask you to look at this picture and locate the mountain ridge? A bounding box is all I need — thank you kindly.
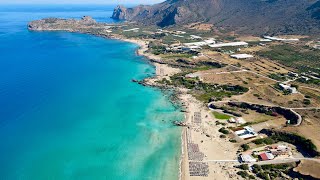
[111,0,320,35]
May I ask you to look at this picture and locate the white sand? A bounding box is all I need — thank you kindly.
[178,93,241,180]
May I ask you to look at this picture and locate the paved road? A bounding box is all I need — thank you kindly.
[249,158,320,165]
[208,101,306,126]
[291,107,320,110]
[194,158,320,166]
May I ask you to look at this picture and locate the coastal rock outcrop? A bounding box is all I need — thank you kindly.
[28,16,99,31]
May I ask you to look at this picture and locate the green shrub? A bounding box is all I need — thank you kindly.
[220,134,226,138]
[257,172,270,180]
[305,95,311,99]
[219,127,230,134]
[252,164,262,174]
[237,171,249,178]
[303,99,311,105]
[238,164,249,170]
[252,138,275,145]
[241,144,250,151]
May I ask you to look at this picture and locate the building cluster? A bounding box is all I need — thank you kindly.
[175,35,250,51]
[240,144,291,163]
[265,145,291,156]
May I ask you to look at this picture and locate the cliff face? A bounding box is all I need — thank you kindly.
[111,5,153,21]
[111,0,320,35]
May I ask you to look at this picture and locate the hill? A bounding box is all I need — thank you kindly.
[111,0,320,35]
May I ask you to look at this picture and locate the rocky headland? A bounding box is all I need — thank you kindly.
[28,16,111,34]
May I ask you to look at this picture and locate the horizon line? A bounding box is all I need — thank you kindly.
[0,3,154,5]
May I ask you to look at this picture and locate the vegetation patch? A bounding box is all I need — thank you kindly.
[252,137,275,145]
[251,163,296,180]
[257,44,320,73]
[241,144,250,151]
[218,127,230,134]
[168,73,248,102]
[261,129,320,157]
[212,111,232,120]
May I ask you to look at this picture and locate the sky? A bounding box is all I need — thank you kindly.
[0,0,164,5]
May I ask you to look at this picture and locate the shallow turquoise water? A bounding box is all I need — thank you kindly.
[0,5,183,180]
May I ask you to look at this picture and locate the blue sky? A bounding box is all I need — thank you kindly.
[0,0,164,4]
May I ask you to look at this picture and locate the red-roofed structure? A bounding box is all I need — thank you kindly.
[259,152,274,161]
[259,153,268,161]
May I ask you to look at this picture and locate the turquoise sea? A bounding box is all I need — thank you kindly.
[0,5,183,180]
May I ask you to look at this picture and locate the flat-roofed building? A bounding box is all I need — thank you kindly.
[190,35,202,39]
[263,36,299,42]
[209,42,248,48]
[235,126,257,140]
[230,54,254,59]
[240,154,257,163]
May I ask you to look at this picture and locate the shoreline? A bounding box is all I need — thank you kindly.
[78,34,240,180]
[28,27,239,179]
[98,34,188,180]
[114,36,190,180]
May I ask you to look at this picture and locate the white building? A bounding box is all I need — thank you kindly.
[240,154,257,163]
[260,39,273,42]
[279,83,298,94]
[230,54,254,59]
[209,42,248,48]
[184,42,207,47]
[190,35,202,39]
[228,117,247,124]
[204,38,216,44]
[263,36,299,42]
[123,28,140,32]
[172,34,184,38]
[235,126,258,139]
[174,30,186,34]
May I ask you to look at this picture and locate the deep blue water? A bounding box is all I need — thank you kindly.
[0,5,182,180]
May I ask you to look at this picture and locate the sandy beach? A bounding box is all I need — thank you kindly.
[123,38,241,179]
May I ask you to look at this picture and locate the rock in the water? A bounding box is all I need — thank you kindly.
[173,121,187,127]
